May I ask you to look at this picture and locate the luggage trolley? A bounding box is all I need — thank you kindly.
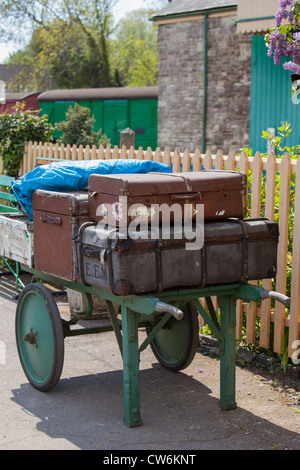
[0,164,290,428]
[14,264,290,428]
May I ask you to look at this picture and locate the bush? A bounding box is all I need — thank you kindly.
[0,102,54,177]
[57,103,110,147]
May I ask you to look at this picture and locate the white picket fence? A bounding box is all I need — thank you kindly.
[20,141,300,359]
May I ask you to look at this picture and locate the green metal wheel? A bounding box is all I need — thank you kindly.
[15,283,64,392]
[147,301,199,372]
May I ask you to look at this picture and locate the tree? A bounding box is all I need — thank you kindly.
[57,103,110,147]
[8,20,100,91]
[0,0,117,88]
[0,102,54,176]
[110,9,159,87]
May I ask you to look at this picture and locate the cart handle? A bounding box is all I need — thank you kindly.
[238,284,290,307]
[155,302,184,320]
[259,288,290,306]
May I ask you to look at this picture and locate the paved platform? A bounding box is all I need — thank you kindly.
[0,273,299,451]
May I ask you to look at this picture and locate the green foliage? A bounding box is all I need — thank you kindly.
[7,7,160,90]
[236,122,297,362]
[4,1,115,90]
[261,121,300,158]
[110,9,159,87]
[57,103,110,147]
[8,20,100,91]
[278,329,290,372]
[0,102,54,177]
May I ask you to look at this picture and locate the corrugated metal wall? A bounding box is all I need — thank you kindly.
[250,35,300,153]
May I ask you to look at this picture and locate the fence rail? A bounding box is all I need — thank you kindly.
[19,141,300,359]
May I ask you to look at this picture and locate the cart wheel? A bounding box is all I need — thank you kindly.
[147,301,199,371]
[15,283,64,392]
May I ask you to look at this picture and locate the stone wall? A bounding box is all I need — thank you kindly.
[157,14,253,154]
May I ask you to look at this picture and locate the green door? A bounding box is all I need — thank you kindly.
[250,35,300,153]
[103,100,128,146]
[129,99,158,150]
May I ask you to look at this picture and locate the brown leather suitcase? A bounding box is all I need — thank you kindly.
[88,170,248,226]
[32,189,89,280]
[75,218,278,296]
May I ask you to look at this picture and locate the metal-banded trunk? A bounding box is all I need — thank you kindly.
[75,218,278,296]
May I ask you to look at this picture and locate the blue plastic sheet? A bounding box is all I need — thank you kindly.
[12,159,170,220]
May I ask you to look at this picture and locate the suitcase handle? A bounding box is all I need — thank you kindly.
[171,192,202,201]
[40,213,62,226]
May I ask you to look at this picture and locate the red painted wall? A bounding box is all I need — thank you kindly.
[0,93,40,114]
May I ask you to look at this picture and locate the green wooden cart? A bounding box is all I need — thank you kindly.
[14,264,290,428]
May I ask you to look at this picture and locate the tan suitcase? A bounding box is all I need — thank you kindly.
[88,170,247,226]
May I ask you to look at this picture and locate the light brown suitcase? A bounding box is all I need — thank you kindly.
[32,189,89,280]
[88,170,247,226]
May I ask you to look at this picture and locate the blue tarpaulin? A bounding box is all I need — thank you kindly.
[12,159,171,220]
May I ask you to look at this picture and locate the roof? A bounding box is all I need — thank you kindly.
[5,92,40,101]
[152,0,237,20]
[38,86,159,102]
[0,65,23,83]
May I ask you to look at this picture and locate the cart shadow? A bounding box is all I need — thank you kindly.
[0,273,20,301]
[11,364,300,450]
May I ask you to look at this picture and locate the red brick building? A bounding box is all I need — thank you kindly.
[0,92,40,114]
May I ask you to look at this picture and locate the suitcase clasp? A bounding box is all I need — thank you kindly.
[40,213,62,226]
[218,184,231,201]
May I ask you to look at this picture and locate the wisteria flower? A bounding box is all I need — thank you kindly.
[266,0,300,74]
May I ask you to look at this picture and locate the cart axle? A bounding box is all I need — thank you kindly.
[23,330,38,347]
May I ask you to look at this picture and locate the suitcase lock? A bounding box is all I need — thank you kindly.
[85,247,107,266]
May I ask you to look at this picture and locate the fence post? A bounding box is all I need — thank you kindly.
[120,128,135,149]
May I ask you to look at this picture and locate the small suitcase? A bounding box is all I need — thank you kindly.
[0,213,34,267]
[32,189,89,280]
[75,218,278,295]
[88,170,248,226]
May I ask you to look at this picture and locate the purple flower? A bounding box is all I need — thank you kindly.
[266,1,300,72]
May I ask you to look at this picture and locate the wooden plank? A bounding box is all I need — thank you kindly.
[236,151,249,339]
[48,142,54,160]
[90,145,97,160]
[65,144,71,160]
[192,148,202,172]
[288,157,300,357]
[274,153,291,354]
[112,145,120,160]
[26,141,33,174]
[203,149,212,169]
[78,144,84,160]
[246,152,262,345]
[172,148,181,173]
[238,150,249,175]
[226,149,236,171]
[71,144,78,160]
[85,144,91,160]
[162,148,171,167]
[53,143,59,161]
[59,143,65,160]
[98,144,105,160]
[182,149,191,172]
[214,150,224,170]
[0,175,15,187]
[154,147,162,163]
[260,152,277,350]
